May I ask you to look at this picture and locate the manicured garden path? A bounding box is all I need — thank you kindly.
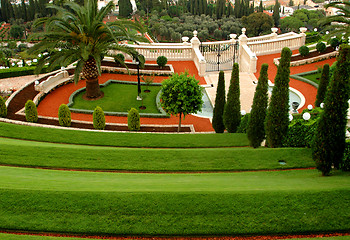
[36,61,214,132]
[255,50,337,111]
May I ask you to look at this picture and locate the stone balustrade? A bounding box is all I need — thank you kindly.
[112,27,307,75]
[34,70,70,93]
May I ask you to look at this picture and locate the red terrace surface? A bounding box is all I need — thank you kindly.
[37,61,213,132]
[255,50,337,111]
[1,230,350,239]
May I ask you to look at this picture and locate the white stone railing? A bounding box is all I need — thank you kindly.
[122,43,193,61]
[239,44,257,73]
[247,34,305,56]
[34,70,70,93]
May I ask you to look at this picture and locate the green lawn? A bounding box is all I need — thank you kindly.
[0,168,349,236]
[70,82,161,113]
[0,122,249,148]
[301,72,321,85]
[0,137,314,171]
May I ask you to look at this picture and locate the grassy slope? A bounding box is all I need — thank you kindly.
[0,137,314,171]
[0,234,350,240]
[302,72,321,85]
[0,122,249,148]
[71,84,161,113]
[0,168,349,236]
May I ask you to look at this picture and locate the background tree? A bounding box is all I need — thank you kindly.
[119,0,133,18]
[247,63,269,148]
[312,45,350,175]
[223,63,241,133]
[9,25,24,39]
[258,1,263,12]
[315,64,330,107]
[28,0,146,99]
[272,0,280,27]
[212,71,226,133]
[280,16,304,33]
[160,72,203,132]
[265,47,292,148]
[242,12,273,36]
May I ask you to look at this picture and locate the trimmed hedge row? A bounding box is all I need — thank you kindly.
[0,66,53,79]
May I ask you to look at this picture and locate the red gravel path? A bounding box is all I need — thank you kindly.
[1,230,350,239]
[37,61,214,132]
[254,50,337,111]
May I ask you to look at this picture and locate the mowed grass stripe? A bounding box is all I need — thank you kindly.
[1,167,349,192]
[0,122,249,148]
[0,189,349,235]
[0,137,314,171]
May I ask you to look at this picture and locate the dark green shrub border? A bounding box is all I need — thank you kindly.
[0,66,58,79]
[67,80,170,118]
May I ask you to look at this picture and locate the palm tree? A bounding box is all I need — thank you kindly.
[28,0,146,99]
[319,1,350,40]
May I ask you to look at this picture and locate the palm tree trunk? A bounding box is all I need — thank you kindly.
[83,57,102,99]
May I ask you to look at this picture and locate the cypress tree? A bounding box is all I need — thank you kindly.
[223,63,241,133]
[212,71,226,133]
[265,47,292,148]
[273,0,280,27]
[312,45,350,175]
[315,64,330,107]
[259,1,263,12]
[234,0,240,18]
[119,0,133,18]
[247,63,269,148]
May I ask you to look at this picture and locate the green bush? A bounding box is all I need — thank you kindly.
[114,53,125,65]
[299,45,309,57]
[7,41,17,49]
[283,119,318,148]
[237,113,250,133]
[93,106,106,130]
[58,104,71,127]
[316,42,326,53]
[0,96,7,118]
[0,66,52,79]
[25,100,38,123]
[330,38,340,49]
[305,32,321,44]
[157,56,168,68]
[18,43,28,52]
[128,107,140,131]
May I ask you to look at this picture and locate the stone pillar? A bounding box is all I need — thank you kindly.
[238,28,247,70]
[299,27,307,46]
[190,30,206,77]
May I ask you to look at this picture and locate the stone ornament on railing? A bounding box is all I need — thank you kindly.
[300,27,307,34]
[182,36,189,45]
[271,27,278,39]
[191,30,201,48]
[230,34,237,43]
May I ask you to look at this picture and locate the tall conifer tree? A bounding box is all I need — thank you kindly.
[223,63,241,133]
[315,64,330,107]
[265,47,292,148]
[212,71,226,133]
[312,45,350,175]
[247,64,269,148]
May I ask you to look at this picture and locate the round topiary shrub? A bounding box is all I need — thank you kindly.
[0,96,7,118]
[58,104,71,127]
[93,106,105,130]
[299,45,309,57]
[156,56,167,68]
[25,100,38,123]
[114,53,125,65]
[330,38,340,49]
[316,42,326,53]
[128,107,140,131]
